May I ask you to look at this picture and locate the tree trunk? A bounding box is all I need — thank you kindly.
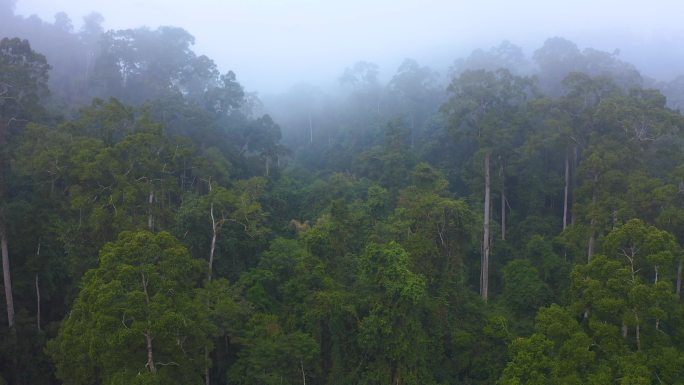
[146,332,157,373]
[1,222,14,328]
[205,346,211,385]
[635,314,641,351]
[500,163,505,241]
[587,228,596,261]
[300,359,307,385]
[308,113,313,144]
[206,184,218,383]
[587,176,597,261]
[141,272,156,373]
[571,145,578,225]
[35,274,41,332]
[563,151,569,231]
[147,189,154,230]
[481,152,491,301]
[208,203,217,282]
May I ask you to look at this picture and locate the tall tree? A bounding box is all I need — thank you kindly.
[47,231,219,385]
[0,38,49,328]
[443,69,533,300]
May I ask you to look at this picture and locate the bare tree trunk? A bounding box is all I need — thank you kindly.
[146,333,156,373]
[500,163,505,240]
[300,359,307,385]
[206,181,217,385]
[587,176,597,261]
[147,189,154,230]
[410,114,415,148]
[481,152,491,301]
[587,228,596,261]
[309,113,313,144]
[571,145,578,225]
[563,151,569,231]
[1,223,14,328]
[635,314,641,351]
[205,347,210,385]
[208,203,217,282]
[141,272,156,373]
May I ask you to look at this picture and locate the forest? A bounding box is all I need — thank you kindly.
[3,2,684,385]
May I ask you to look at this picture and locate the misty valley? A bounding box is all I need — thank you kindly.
[4,1,684,384]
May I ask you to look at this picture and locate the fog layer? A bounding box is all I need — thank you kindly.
[11,0,684,94]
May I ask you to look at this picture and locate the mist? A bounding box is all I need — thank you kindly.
[9,0,684,94]
[7,1,684,384]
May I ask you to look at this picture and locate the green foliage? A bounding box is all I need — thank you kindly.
[47,231,216,385]
[0,37,50,127]
[500,221,684,384]
[5,20,684,385]
[228,313,318,385]
[501,259,550,316]
[357,242,430,385]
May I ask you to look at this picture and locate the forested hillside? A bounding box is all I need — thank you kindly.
[3,3,684,385]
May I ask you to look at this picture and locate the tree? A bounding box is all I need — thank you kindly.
[387,59,441,145]
[356,242,429,385]
[47,231,218,385]
[176,177,269,281]
[452,40,530,76]
[500,220,684,384]
[383,163,475,289]
[0,38,50,329]
[443,68,533,300]
[228,313,318,385]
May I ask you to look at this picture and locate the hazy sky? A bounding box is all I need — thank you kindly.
[13,0,684,94]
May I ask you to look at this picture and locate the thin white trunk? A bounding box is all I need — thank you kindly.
[147,189,154,230]
[141,272,156,373]
[301,359,307,385]
[587,228,596,261]
[209,203,217,282]
[563,151,569,231]
[309,113,313,144]
[571,146,578,225]
[205,181,215,384]
[635,312,641,351]
[500,163,505,241]
[205,347,210,385]
[587,176,597,261]
[35,274,41,331]
[481,152,491,301]
[1,223,14,328]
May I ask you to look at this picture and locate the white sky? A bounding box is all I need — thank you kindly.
[13,0,684,94]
